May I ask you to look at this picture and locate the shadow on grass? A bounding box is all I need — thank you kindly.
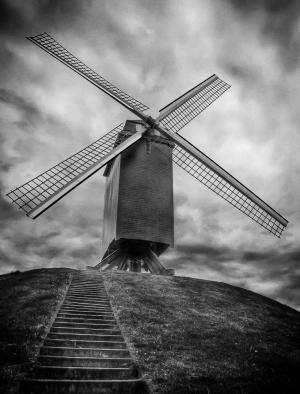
[0,268,72,393]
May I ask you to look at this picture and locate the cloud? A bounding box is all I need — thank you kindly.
[176,243,230,258]
[0,0,299,312]
[162,241,300,310]
[0,0,86,37]
[228,0,300,67]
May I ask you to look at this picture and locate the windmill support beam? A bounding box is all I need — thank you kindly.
[143,249,170,275]
[102,253,125,272]
[91,249,120,270]
[93,239,174,276]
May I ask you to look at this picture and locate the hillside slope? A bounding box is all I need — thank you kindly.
[0,268,299,394]
[0,268,72,393]
[103,271,300,394]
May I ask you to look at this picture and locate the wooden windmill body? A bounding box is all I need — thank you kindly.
[6,33,288,275]
[101,120,174,273]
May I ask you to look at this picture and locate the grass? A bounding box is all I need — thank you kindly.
[0,268,299,393]
[0,268,72,393]
[103,271,300,394]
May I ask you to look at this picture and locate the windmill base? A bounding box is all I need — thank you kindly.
[91,240,174,275]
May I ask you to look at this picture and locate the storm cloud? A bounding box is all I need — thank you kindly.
[0,1,299,310]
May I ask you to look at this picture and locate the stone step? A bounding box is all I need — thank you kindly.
[58,311,113,317]
[69,284,103,287]
[69,282,101,286]
[61,303,111,310]
[68,284,105,287]
[58,312,113,318]
[38,355,133,368]
[70,282,103,284]
[58,311,113,318]
[68,287,104,291]
[51,326,119,333]
[63,302,110,307]
[21,378,149,394]
[66,291,105,294]
[69,284,105,293]
[47,332,122,341]
[71,279,102,282]
[52,322,117,329]
[57,312,114,319]
[57,311,114,317]
[62,302,111,309]
[61,301,109,307]
[62,301,110,306]
[55,316,115,323]
[40,347,131,358]
[69,282,101,285]
[67,290,105,294]
[69,284,101,286]
[35,366,137,380]
[70,280,102,284]
[59,308,112,316]
[64,299,110,305]
[66,293,108,301]
[64,297,110,303]
[43,339,127,349]
[67,288,106,293]
[65,292,106,296]
[65,294,108,298]
[66,293,107,298]
[66,294,108,298]
[64,297,110,306]
[60,306,112,313]
[68,287,105,290]
[68,285,103,288]
[69,282,103,285]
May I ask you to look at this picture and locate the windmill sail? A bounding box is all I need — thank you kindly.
[157,75,230,133]
[156,125,288,237]
[27,32,149,114]
[6,124,145,219]
[7,32,288,241]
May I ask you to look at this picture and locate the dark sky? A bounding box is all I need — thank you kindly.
[1,0,299,310]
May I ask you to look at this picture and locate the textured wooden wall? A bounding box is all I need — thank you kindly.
[102,121,174,256]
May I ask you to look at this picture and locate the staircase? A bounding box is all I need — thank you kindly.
[21,271,149,394]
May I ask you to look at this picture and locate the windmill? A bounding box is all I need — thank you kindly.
[6,33,288,274]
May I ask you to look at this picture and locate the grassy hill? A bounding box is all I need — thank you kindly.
[0,268,299,393]
[0,268,72,393]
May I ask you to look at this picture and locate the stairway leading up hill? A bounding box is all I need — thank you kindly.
[21,270,149,394]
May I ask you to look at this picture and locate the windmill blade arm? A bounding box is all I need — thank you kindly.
[156,75,230,133]
[27,33,149,115]
[6,124,145,219]
[156,125,288,237]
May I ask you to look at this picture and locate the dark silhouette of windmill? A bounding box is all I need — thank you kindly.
[6,33,288,274]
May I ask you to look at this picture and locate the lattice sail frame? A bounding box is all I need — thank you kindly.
[172,144,286,237]
[153,77,287,237]
[157,75,230,133]
[27,32,149,113]
[6,124,124,217]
